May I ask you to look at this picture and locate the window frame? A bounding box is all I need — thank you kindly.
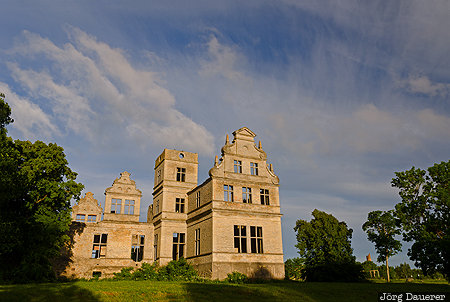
[111,198,122,214]
[224,185,234,202]
[260,189,270,205]
[154,234,158,260]
[87,215,96,223]
[242,187,252,203]
[250,162,259,175]
[76,214,86,222]
[196,191,201,208]
[176,167,186,182]
[92,233,108,259]
[250,226,264,254]
[172,232,185,260]
[175,197,185,213]
[131,234,145,262]
[124,199,135,215]
[194,228,201,256]
[234,160,242,173]
[233,225,247,253]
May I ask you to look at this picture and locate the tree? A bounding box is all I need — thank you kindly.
[0,93,83,282]
[391,162,449,280]
[294,209,363,281]
[362,210,402,282]
[284,257,304,280]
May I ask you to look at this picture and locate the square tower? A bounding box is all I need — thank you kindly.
[152,149,198,265]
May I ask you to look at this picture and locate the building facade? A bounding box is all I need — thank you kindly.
[68,127,284,279]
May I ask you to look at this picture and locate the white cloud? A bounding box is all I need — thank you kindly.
[399,75,450,98]
[0,82,57,139]
[6,28,214,154]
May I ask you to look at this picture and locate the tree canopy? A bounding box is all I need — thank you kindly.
[294,209,363,281]
[0,93,84,282]
[391,161,449,279]
[362,210,402,282]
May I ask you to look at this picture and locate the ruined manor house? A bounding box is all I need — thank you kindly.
[68,127,284,279]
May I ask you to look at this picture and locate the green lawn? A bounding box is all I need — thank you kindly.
[0,280,448,302]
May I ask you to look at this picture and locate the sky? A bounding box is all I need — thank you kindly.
[1,0,449,267]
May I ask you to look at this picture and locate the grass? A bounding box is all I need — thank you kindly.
[0,280,448,302]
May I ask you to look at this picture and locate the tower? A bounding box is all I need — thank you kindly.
[152,149,198,265]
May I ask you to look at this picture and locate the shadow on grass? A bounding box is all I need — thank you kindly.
[0,282,100,302]
[183,282,279,302]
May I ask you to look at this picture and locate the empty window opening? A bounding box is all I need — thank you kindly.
[176,167,186,182]
[172,232,185,260]
[92,234,108,258]
[131,235,145,262]
[175,198,185,213]
[234,225,247,253]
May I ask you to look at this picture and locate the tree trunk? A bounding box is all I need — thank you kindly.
[386,256,390,282]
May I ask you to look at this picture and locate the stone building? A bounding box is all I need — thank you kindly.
[68,127,284,279]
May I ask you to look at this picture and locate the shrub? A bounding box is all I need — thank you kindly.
[157,258,199,281]
[113,267,134,280]
[132,262,159,280]
[225,271,249,284]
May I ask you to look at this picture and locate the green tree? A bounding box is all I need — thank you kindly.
[391,162,449,280]
[0,93,83,282]
[294,209,363,281]
[394,262,413,279]
[284,257,304,280]
[362,210,402,282]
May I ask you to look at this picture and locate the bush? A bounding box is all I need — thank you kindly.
[113,267,134,280]
[285,258,304,280]
[132,262,159,280]
[157,258,199,281]
[225,271,249,284]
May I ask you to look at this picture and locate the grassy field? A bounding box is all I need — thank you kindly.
[0,280,448,302]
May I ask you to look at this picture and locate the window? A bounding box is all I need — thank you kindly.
[250,162,259,175]
[131,235,145,262]
[91,234,107,258]
[157,169,161,183]
[224,185,234,202]
[196,191,201,208]
[176,167,186,182]
[155,199,159,214]
[195,228,201,256]
[260,189,270,205]
[124,199,135,215]
[111,198,121,213]
[242,187,252,203]
[250,226,263,253]
[87,215,96,223]
[234,225,247,253]
[172,233,185,260]
[76,214,85,222]
[154,234,158,260]
[234,160,242,173]
[175,198,185,213]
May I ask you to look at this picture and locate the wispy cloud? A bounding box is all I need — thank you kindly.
[0,82,57,139]
[4,28,214,154]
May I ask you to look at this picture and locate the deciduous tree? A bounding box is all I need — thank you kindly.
[0,93,83,282]
[392,162,449,280]
[362,210,402,282]
[294,209,363,281]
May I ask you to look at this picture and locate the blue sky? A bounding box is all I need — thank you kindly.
[1,1,449,266]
